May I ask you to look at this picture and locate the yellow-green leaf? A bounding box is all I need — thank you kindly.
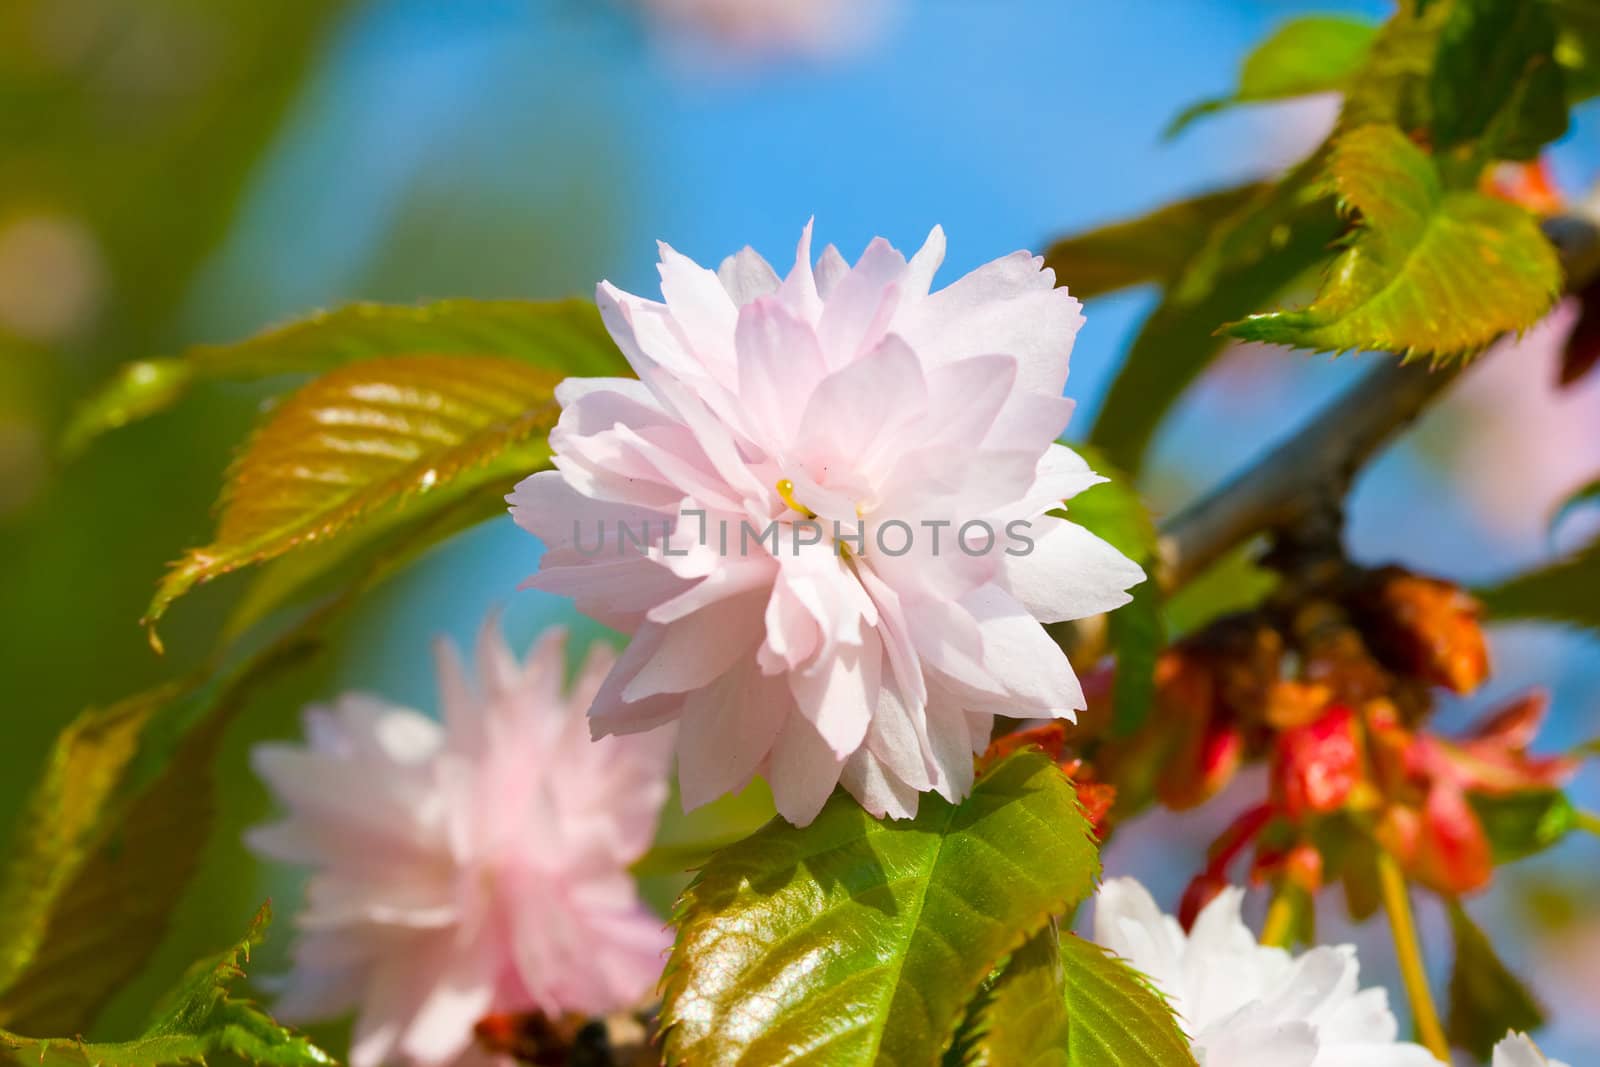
[1228,124,1561,360]
[661,753,1099,1067]
[969,929,1197,1067]
[64,298,618,457]
[1168,16,1378,137]
[0,905,332,1067]
[143,354,563,646]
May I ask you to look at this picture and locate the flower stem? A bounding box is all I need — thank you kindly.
[1577,809,1600,839]
[1376,852,1449,1062]
[1261,889,1297,948]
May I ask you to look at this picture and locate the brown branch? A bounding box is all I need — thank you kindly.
[1157,211,1600,590]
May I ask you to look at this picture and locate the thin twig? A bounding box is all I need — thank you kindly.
[1158,212,1600,590]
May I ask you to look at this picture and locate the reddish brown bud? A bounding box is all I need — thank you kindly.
[1273,705,1362,822]
[981,721,1070,768]
[1348,567,1489,695]
[1075,780,1118,839]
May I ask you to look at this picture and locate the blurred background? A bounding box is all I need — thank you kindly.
[0,0,1596,1060]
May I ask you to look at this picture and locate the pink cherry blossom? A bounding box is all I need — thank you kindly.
[510,223,1144,825]
[633,0,895,58]
[247,622,673,1067]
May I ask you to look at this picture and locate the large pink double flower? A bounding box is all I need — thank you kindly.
[511,224,1143,824]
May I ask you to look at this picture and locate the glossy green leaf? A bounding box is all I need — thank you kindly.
[1469,790,1579,865]
[1446,901,1545,1061]
[661,752,1099,1067]
[1087,193,1342,475]
[1228,124,1561,360]
[1431,0,1568,163]
[1168,16,1378,136]
[1477,534,1600,636]
[969,928,1196,1066]
[64,298,619,457]
[0,687,184,1007]
[0,905,332,1067]
[144,354,563,646]
[1043,184,1267,300]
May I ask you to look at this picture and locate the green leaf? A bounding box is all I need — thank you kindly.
[0,687,185,1005]
[1168,16,1378,137]
[1087,192,1342,475]
[1340,0,1453,132]
[1162,541,1278,638]
[1063,447,1158,563]
[0,636,317,1035]
[1431,0,1569,163]
[1043,184,1268,301]
[1445,901,1545,1061]
[1552,0,1600,100]
[1059,445,1163,736]
[63,298,620,457]
[1228,124,1561,360]
[1477,535,1600,636]
[0,904,333,1067]
[1107,583,1165,737]
[969,928,1197,1066]
[143,354,563,647]
[1469,790,1579,865]
[661,752,1100,1067]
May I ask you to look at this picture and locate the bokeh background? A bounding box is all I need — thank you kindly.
[1,0,1596,1060]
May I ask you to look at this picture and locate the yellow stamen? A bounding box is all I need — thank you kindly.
[775,478,815,518]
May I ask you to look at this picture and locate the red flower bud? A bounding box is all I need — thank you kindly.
[1273,705,1362,822]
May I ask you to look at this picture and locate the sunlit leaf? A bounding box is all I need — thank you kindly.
[661,752,1099,1067]
[0,905,331,1067]
[1228,124,1561,360]
[0,687,185,1007]
[1168,16,1378,137]
[1431,0,1568,163]
[219,476,519,646]
[969,927,1196,1066]
[1477,534,1600,636]
[64,299,617,457]
[144,354,563,646]
[1469,790,1579,865]
[1445,901,1544,1061]
[1043,184,1267,300]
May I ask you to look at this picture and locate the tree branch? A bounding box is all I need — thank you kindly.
[1157,211,1600,590]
